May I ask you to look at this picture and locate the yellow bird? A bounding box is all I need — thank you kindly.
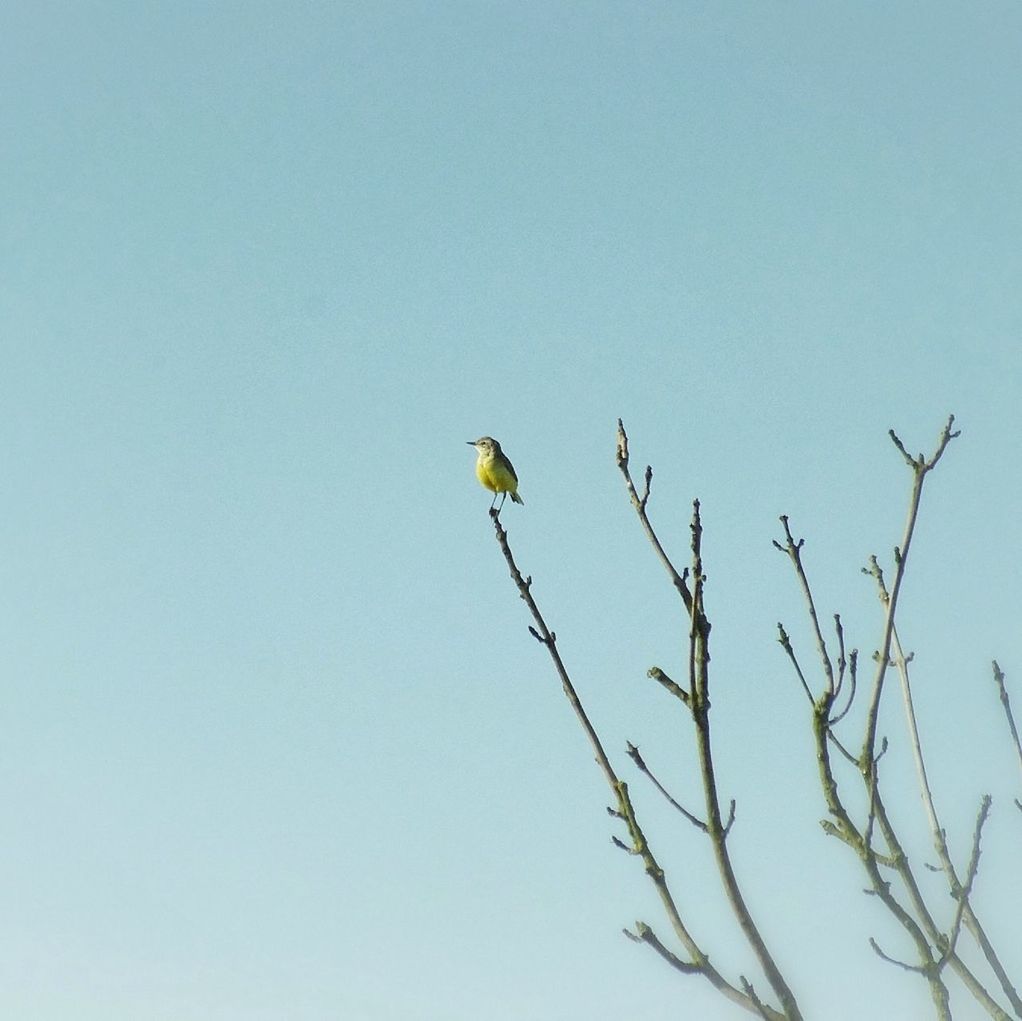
[467,436,524,510]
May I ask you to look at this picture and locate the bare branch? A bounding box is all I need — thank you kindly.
[870,937,951,1021]
[648,665,691,706]
[626,922,702,974]
[870,937,930,975]
[888,414,960,471]
[887,429,917,468]
[862,418,961,769]
[776,623,814,705]
[624,922,789,1020]
[829,650,859,728]
[805,637,956,1010]
[774,418,1017,1018]
[619,425,802,1021]
[773,517,835,697]
[833,614,847,703]
[862,744,882,857]
[616,420,693,612]
[687,512,801,1018]
[868,782,1014,1020]
[741,976,777,1021]
[626,742,707,832]
[889,625,1022,1016]
[992,661,1022,776]
[938,796,993,969]
[488,506,782,1018]
[890,622,951,867]
[722,799,737,840]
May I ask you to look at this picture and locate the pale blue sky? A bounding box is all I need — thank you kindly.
[2,3,1021,1019]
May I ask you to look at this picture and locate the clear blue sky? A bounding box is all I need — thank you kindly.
[3,3,1021,1019]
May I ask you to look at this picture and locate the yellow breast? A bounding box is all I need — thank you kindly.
[476,454,516,494]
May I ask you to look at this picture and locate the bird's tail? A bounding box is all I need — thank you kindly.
[511,492,524,505]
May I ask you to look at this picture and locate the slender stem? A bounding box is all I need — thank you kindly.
[488,509,782,1020]
[891,625,947,861]
[617,424,802,1021]
[862,417,959,768]
[992,662,1022,776]
[780,419,1017,1020]
[867,787,1010,1019]
[860,467,925,766]
[773,517,834,697]
[886,587,1020,1012]
[690,515,804,1021]
[811,706,953,1017]
[616,420,693,614]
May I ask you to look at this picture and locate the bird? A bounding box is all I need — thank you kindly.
[467,436,524,510]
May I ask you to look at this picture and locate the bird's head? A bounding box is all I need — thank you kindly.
[467,436,500,456]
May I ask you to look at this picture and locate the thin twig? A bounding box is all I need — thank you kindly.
[992,662,1022,776]
[886,605,1020,1015]
[619,424,803,1021]
[626,742,707,831]
[833,615,847,703]
[778,518,952,1014]
[616,420,693,613]
[870,938,930,976]
[775,419,1020,1021]
[741,976,776,1021]
[722,799,737,840]
[489,508,779,1020]
[773,518,835,698]
[888,623,950,868]
[625,922,703,975]
[830,650,859,727]
[628,924,786,1020]
[648,665,691,705]
[938,797,993,969]
[861,416,959,771]
[869,783,1012,1020]
[776,623,815,705]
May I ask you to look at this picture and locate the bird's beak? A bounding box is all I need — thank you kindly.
[466,440,476,446]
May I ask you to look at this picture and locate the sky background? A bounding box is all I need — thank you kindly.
[2,2,1021,1019]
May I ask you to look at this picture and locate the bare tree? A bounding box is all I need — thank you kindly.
[484,416,1020,1020]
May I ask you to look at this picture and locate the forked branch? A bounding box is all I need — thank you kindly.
[775,418,1020,1020]
[617,422,802,1021]
[992,662,1022,778]
[488,508,784,1020]
[861,416,959,769]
